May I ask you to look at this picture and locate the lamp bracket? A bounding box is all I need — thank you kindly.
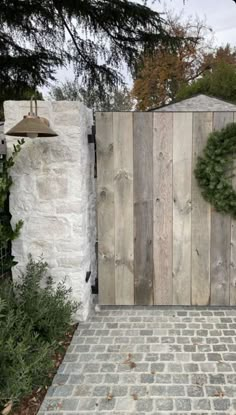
[30,95,38,116]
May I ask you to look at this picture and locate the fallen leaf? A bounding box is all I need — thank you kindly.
[214,390,225,398]
[107,393,113,401]
[131,394,138,400]
[123,354,136,369]
[123,354,131,364]
[2,401,13,415]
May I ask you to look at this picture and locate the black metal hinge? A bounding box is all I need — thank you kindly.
[91,241,98,294]
[88,125,97,179]
[0,139,6,157]
[88,125,96,144]
[85,271,91,283]
[91,278,98,294]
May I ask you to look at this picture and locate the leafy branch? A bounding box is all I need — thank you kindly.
[0,139,25,273]
[0,139,25,209]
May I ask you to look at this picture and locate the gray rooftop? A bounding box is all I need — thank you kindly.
[154,94,236,112]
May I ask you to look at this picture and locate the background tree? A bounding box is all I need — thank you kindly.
[132,13,213,110]
[1,0,178,118]
[49,80,133,111]
[177,45,236,103]
[176,62,236,103]
[204,44,236,67]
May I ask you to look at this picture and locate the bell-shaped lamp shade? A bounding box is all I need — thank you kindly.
[6,115,58,138]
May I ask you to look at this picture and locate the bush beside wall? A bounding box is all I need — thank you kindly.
[0,256,77,411]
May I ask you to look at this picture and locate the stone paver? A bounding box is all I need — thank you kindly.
[39,306,236,414]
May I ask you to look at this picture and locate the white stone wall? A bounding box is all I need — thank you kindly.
[4,101,96,321]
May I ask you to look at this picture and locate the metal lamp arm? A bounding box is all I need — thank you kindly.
[30,95,38,116]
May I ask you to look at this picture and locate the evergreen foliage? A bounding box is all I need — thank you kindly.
[1,0,176,105]
[195,122,236,217]
[0,140,25,274]
[0,256,78,410]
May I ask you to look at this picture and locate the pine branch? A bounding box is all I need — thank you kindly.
[1,0,180,95]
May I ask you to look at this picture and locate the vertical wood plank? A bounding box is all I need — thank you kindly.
[230,112,236,305]
[153,112,173,304]
[192,112,212,305]
[173,112,192,305]
[113,113,134,305]
[211,112,233,305]
[96,112,115,304]
[133,112,153,305]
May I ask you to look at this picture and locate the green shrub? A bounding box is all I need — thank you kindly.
[0,298,54,406]
[0,139,24,275]
[0,256,78,410]
[16,256,78,343]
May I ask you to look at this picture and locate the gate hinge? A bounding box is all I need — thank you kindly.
[88,125,97,178]
[88,125,96,144]
[85,271,91,283]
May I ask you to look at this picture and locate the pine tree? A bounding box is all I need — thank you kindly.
[0,0,175,111]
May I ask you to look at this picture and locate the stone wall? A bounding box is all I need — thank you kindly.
[4,101,96,321]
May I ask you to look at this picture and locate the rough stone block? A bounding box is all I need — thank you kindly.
[36,177,68,200]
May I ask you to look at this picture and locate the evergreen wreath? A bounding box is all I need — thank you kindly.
[195,122,236,218]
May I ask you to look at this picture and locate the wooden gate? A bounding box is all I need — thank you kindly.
[96,111,236,306]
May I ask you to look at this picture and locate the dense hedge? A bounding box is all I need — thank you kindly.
[0,256,77,412]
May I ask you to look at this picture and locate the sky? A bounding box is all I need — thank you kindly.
[157,0,236,45]
[45,0,236,95]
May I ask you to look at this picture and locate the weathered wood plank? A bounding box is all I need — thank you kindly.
[113,112,134,305]
[230,111,236,305]
[192,112,212,305]
[173,112,192,305]
[96,112,115,304]
[211,112,233,305]
[133,112,153,305]
[153,112,173,305]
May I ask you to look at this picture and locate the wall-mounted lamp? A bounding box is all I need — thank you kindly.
[6,96,58,138]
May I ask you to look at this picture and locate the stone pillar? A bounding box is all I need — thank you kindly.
[4,101,96,321]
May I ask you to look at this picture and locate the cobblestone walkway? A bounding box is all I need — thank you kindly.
[39,307,236,414]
